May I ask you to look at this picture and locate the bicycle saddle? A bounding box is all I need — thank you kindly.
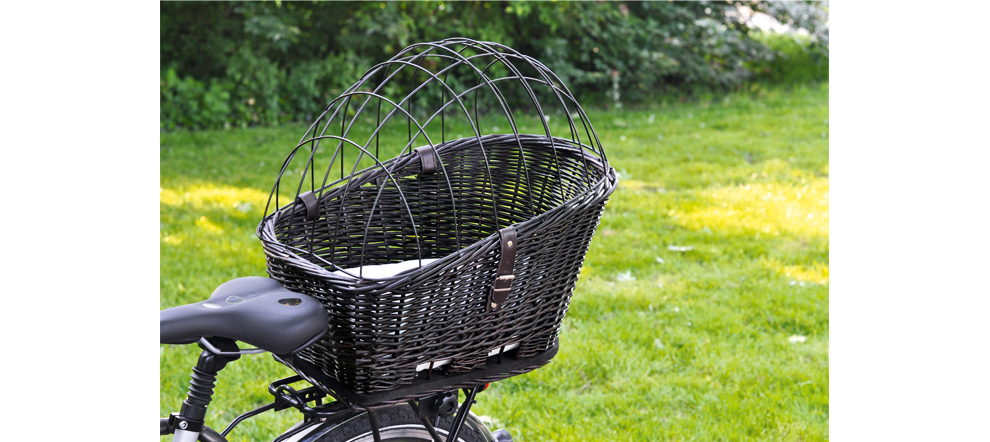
[160,277,328,354]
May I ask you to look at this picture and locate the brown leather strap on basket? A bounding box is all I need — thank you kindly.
[413,146,436,175]
[488,226,516,312]
[296,191,319,222]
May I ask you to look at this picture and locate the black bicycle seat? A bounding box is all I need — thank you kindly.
[160,277,328,354]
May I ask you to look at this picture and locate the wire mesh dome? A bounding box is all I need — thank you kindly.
[258,38,617,401]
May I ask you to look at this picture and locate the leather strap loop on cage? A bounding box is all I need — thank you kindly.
[488,226,517,312]
[414,146,437,175]
[296,191,319,222]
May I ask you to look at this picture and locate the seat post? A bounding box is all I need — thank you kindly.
[168,338,241,442]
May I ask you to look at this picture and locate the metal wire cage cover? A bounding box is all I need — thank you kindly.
[258,38,617,398]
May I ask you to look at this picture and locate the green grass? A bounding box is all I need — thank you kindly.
[161,82,829,441]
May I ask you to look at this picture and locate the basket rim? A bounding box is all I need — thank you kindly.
[257,135,617,286]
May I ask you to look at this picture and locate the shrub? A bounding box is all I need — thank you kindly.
[751,32,829,85]
[160,69,232,131]
[160,1,828,130]
[225,45,285,126]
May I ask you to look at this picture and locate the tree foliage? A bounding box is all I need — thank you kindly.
[161,1,828,130]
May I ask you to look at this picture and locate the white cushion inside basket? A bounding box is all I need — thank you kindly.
[331,258,440,280]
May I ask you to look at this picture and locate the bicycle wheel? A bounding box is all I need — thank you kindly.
[306,404,494,442]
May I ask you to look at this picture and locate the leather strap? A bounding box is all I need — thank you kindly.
[413,146,436,175]
[488,226,517,312]
[296,191,319,222]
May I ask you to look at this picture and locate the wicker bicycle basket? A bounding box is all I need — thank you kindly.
[258,38,617,401]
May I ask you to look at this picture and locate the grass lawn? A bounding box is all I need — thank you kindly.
[161,81,829,441]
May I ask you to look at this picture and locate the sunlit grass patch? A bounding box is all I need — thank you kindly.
[678,177,829,238]
[765,258,830,285]
[160,183,269,214]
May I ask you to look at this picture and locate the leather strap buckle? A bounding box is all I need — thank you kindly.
[492,275,514,293]
[488,227,517,312]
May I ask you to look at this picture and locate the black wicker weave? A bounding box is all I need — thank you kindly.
[258,38,617,400]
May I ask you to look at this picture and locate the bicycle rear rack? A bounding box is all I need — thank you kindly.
[220,374,487,442]
[219,376,354,441]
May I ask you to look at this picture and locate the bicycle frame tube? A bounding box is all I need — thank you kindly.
[172,429,200,442]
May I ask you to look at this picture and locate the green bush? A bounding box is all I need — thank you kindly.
[226,45,285,126]
[751,32,829,84]
[160,1,828,131]
[283,51,366,122]
[160,69,232,131]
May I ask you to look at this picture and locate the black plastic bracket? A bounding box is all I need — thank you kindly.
[414,390,458,422]
[269,376,354,418]
[169,412,205,433]
[273,383,327,412]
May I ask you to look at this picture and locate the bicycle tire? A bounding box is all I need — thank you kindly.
[306,404,492,442]
[159,418,227,442]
